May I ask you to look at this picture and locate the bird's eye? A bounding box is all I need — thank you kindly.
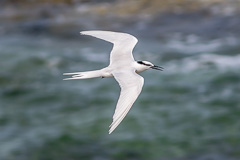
[137,61,144,64]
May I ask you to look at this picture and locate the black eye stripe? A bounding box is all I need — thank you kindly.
[137,61,151,66]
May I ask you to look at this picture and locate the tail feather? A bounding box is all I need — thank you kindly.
[63,76,83,80]
[63,70,103,80]
[63,72,82,75]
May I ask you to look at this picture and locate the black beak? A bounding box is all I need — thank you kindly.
[151,65,164,71]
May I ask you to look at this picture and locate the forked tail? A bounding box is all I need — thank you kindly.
[63,70,103,80]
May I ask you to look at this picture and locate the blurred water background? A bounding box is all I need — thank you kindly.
[0,0,240,160]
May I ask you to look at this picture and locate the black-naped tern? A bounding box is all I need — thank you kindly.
[64,31,163,134]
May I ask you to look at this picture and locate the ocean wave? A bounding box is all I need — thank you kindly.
[166,53,240,73]
[164,35,240,54]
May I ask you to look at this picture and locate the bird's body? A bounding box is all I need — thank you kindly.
[64,31,163,134]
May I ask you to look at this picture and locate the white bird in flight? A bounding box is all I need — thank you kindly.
[63,31,163,134]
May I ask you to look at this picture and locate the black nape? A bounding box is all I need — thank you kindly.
[137,61,144,64]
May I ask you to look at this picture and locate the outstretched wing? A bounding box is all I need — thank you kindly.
[80,31,138,65]
[109,69,144,134]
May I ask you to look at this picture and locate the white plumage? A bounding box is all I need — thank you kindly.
[64,31,163,134]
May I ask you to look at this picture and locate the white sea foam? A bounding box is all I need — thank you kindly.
[166,53,240,73]
[165,35,239,54]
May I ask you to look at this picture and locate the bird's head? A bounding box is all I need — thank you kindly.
[136,61,163,72]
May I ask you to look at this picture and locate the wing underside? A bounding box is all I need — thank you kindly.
[109,70,144,134]
[81,30,138,65]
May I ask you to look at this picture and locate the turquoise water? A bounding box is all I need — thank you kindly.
[0,34,240,160]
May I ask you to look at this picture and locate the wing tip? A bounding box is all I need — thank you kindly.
[108,127,115,134]
[80,31,86,35]
[80,30,99,35]
[80,31,86,33]
[108,121,117,134]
